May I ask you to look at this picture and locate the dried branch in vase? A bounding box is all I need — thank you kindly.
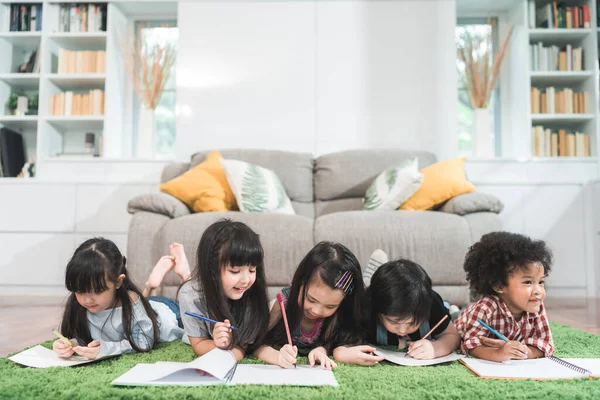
[116,27,176,110]
[457,22,513,109]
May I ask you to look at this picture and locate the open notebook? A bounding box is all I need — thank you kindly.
[374,347,464,366]
[461,357,600,380]
[111,348,338,387]
[9,345,116,368]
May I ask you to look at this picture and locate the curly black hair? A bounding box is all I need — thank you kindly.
[463,231,553,298]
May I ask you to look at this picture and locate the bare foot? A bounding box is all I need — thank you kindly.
[146,255,175,291]
[170,242,191,282]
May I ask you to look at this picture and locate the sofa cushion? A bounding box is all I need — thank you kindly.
[314,149,437,201]
[191,149,314,203]
[222,158,295,215]
[439,191,504,215]
[314,210,471,286]
[160,151,237,212]
[156,212,314,286]
[363,157,424,211]
[400,157,476,211]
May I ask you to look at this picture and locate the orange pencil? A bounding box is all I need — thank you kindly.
[276,293,296,369]
[406,314,449,357]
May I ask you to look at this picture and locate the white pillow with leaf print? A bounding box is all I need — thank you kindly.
[363,158,424,211]
[221,159,295,215]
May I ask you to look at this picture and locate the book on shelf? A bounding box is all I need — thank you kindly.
[530,87,589,114]
[9,4,42,32]
[530,43,583,71]
[58,4,107,33]
[49,90,105,116]
[57,50,106,74]
[532,126,591,157]
[530,1,590,29]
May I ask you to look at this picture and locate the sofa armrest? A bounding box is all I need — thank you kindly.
[439,191,504,216]
[127,192,191,219]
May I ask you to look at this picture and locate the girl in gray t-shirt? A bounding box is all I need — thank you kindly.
[52,238,188,360]
[178,219,270,361]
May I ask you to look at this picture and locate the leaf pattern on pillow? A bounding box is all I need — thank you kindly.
[363,183,382,211]
[241,163,269,212]
[386,168,398,191]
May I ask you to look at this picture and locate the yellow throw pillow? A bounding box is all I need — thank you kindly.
[159,151,237,212]
[399,157,475,211]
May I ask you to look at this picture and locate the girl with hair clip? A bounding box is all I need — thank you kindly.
[256,241,381,369]
[53,238,187,360]
[178,219,270,361]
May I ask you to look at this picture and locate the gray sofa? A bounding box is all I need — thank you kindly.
[127,149,502,305]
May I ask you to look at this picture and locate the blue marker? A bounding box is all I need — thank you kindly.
[185,311,239,330]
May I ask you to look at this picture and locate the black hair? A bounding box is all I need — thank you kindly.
[463,231,553,298]
[262,241,366,352]
[366,259,432,325]
[194,218,269,352]
[60,238,159,352]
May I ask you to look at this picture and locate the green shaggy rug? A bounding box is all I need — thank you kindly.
[1,323,599,400]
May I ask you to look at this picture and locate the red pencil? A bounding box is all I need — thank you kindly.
[276,293,296,368]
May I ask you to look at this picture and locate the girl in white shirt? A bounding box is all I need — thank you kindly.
[52,238,190,360]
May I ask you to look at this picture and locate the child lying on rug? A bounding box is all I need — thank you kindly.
[362,255,461,360]
[256,242,373,368]
[53,238,191,360]
[454,231,555,362]
[178,219,270,361]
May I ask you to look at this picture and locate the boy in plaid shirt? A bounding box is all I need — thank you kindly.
[454,232,555,362]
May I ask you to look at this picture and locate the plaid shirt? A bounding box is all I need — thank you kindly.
[455,295,555,357]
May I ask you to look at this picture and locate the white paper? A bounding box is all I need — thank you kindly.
[8,345,111,368]
[460,357,596,379]
[562,359,600,377]
[374,348,465,366]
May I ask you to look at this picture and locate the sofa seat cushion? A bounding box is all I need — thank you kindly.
[314,210,473,286]
[156,212,315,286]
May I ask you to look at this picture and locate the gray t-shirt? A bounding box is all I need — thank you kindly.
[178,280,213,339]
[87,297,184,359]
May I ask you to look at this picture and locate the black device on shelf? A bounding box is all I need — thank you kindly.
[0,127,26,177]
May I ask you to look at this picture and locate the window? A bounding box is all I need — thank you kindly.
[456,18,501,157]
[135,21,178,158]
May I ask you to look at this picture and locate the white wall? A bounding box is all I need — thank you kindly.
[176,0,457,159]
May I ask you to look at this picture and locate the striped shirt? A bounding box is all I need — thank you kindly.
[454,295,554,357]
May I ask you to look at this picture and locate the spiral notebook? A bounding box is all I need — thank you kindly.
[460,357,600,380]
[111,348,338,387]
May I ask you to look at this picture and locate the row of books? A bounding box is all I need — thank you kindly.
[529,44,583,72]
[58,4,107,33]
[49,90,104,116]
[530,1,590,29]
[532,126,591,157]
[57,50,106,74]
[530,87,589,114]
[8,4,42,32]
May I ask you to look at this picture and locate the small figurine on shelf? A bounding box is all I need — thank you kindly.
[17,160,35,178]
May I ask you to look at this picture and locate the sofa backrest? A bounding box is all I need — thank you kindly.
[314,149,437,217]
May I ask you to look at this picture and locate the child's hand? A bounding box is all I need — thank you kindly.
[308,347,337,370]
[407,339,435,360]
[213,319,233,349]
[277,344,298,368]
[52,339,74,358]
[481,337,528,361]
[341,345,384,366]
[73,340,101,359]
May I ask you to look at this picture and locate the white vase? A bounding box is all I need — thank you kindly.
[472,108,494,158]
[137,106,156,158]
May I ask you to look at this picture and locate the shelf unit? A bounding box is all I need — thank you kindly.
[527,0,598,158]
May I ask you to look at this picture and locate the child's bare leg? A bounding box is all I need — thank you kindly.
[143,255,175,297]
[170,242,191,282]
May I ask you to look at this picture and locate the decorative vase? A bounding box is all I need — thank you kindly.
[472,108,493,158]
[137,105,156,158]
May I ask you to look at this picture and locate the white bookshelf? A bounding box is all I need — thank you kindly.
[527,0,598,159]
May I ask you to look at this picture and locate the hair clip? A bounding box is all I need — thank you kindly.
[335,271,354,294]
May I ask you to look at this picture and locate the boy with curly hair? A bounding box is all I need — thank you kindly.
[454,231,555,362]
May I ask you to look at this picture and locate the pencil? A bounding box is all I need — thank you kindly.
[184,312,239,330]
[476,319,508,342]
[406,314,449,357]
[52,329,73,347]
[276,293,296,369]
